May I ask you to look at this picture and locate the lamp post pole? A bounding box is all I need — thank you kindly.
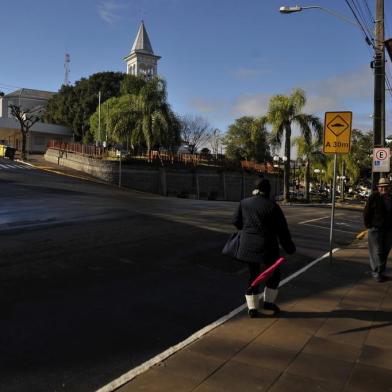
[98,91,101,144]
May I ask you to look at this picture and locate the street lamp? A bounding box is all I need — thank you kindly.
[279,5,361,28]
[280,2,388,190]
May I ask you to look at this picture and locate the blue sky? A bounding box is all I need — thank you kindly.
[1,0,391,138]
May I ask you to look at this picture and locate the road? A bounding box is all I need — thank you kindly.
[0,158,365,391]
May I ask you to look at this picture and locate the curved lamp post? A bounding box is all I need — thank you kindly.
[279,5,362,29]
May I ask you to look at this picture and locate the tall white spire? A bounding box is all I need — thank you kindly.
[124,21,161,78]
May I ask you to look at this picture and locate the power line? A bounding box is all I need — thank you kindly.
[344,0,375,47]
[362,0,374,23]
[351,0,374,40]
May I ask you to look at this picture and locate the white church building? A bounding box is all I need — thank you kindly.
[124,21,161,77]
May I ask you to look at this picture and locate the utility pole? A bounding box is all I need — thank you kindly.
[64,53,70,86]
[372,0,385,189]
[98,91,101,144]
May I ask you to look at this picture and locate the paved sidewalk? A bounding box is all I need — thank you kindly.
[115,238,392,392]
[17,154,107,184]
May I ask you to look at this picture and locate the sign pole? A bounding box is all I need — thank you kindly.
[329,153,337,263]
[323,111,352,264]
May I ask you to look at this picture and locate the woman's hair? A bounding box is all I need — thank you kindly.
[254,178,271,197]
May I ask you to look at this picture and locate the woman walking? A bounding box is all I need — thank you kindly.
[233,178,296,317]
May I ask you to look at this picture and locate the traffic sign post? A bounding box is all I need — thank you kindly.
[323,112,353,263]
[372,147,390,173]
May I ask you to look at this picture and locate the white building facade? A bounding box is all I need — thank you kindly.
[0,89,72,153]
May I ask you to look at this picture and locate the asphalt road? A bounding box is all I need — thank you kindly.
[0,158,365,391]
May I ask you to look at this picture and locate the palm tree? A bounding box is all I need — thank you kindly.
[293,136,326,202]
[267,88,323,202]
[89,77,181,153]
[136,77,179,155]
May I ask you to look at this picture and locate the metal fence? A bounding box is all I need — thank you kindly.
[48,140,105,159]
[47,140,274,173]
[241,160,276,174]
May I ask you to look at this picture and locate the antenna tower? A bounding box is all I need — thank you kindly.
[64,53,70,85]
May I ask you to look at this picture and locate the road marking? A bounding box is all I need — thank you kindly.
[302,223,357,234]
[356,230,367,239]
[95,248,340,392]
[298,216,329,225]
[0,163,33,170]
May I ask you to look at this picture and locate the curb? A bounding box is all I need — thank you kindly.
[280,202,364,211]
[16,159,110,186]
[356,229,368,239]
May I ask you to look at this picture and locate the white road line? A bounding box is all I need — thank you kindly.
[302,222,357,234]
[0,163,32,170]
[95,248,340,392]
[298,216,329,225]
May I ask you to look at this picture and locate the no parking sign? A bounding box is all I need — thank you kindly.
[373,147,390,172]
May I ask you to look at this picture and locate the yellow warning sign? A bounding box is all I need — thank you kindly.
[323,111,352,154]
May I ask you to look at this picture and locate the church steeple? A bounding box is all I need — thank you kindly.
[124,21,161,78]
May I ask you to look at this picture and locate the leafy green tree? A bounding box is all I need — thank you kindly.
[89,77,181,152]
[268,88,322,202]
[323,129,372,192]
[9,104,40,160]
[90,95,137,145]
[349,129,372,184]
[120,74,147,95]
[293,136,326,201]
[44,72,127,139]
[223,116,270,163]
[134,77,180,153]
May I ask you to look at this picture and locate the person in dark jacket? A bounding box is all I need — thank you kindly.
[363,177,392,282]
[233,178,296,317]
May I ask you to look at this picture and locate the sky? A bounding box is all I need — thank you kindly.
[1,0,392,142]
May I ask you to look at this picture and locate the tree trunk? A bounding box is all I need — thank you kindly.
[305,158,310,202]
[21,131,27,160]
[283,125,291,202]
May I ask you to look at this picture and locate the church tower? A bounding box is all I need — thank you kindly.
[124,21,161,78]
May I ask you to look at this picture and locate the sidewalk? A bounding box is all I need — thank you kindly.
[114,238,392,392]
[17,154,107,184]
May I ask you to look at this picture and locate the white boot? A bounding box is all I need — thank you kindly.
[245,294,259,318]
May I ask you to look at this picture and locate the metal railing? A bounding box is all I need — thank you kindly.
[47,140,275,173]
[48,140,105,158]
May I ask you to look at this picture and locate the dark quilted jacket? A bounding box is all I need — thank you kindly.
[232,195,296,263]
[364,192,392,229]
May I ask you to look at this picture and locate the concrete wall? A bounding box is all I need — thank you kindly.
[45,148,116,182]
[44,148,280,201]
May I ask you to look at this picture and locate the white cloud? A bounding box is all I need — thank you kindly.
[189,97,226,113]
[230,66,373,128]
[187,65,376,134]
[231,93,270,117]
[303,65,372,114]
[98,0,127,24]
